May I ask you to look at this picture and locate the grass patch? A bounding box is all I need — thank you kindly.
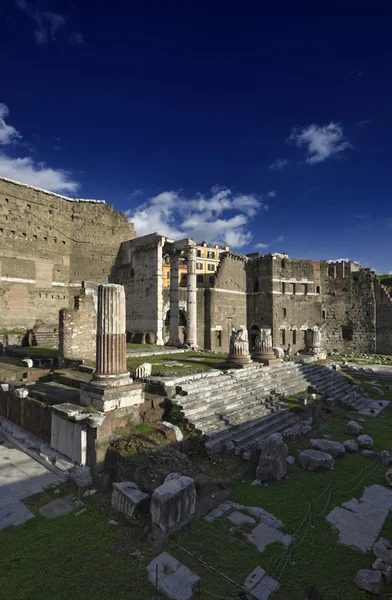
[127,343,157,349]
[127,351,224,377]
[12,346,59,358]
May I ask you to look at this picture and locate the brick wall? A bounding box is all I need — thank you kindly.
[59,290,96,366]
[0,178,135,331]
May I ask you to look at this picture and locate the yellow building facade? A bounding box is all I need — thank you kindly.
[162,241,229,288]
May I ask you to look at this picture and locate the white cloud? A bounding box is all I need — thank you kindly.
[254,234,284,250]
[269,158,289,171]
[289,122,351,164]
[0,101,79,193]
[15,1,67,44]
[0,104,21,145]
[126,187,275,248]
[0,155,79,193]
[69,32,84,45]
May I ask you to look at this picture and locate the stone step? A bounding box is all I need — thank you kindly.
[233,410,298,448]
[204,408,295,450]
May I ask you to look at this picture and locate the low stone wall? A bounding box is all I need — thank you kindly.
[0,388,51,442]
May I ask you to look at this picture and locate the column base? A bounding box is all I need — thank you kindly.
[91,372,133,388]
[223,354,254,369]
[252,352,282,366]
[80,382,144,413]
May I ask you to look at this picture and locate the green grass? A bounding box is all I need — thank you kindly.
[127,351,224,377]
[2,376,392,599]
[0,329,26,335]
[12,346,59,358]
[127,343,157,349]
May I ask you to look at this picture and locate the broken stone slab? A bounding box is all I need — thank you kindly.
[147,552,200,600]
[346,420,363,435]
[21,358,33,368]
[381,450,392,467]
[354,569,385,596]
[358,434,374,449]
[151,473,196,535]
[386,469,392,487]
[135,362,152,379]
[310,439,345,458]
[286,455,295,464]
[227,511,256,526]
[69,466,92,488]
[244,566,265,591]
[204,508,224,522]
[343,440,358,453]
[39,494,76,518]
[247,521,292,552]
[243,566,280,600]
[372,559,392,585]
[373,537,392,565]
[256,433,288,482]
[161,422,183,442]
[112,482,150,518]
[299,449,335,471]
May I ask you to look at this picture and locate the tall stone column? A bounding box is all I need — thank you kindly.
[93,284,130,387]
[168,252,181,346]
[186,245,197,347]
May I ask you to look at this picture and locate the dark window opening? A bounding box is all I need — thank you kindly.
[322,310,326,319]
[197,274,203,283]
[209,275,214,283]
[316,285,320,293]
[281,259,286,268]
[196,250,201,257]
[292,330,297,344]
[342,326,353,341]
[304,283,308,295]
[283,308,287,317]
[130,268,135,278]
[281,329,286,345]
[254,279,259,292]
[196,262,203,270]
[282,282,286,294]
[292,283,296,294]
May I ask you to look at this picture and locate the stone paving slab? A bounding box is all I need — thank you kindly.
[248,522,292,552]
[326,484,392,552]
[39,494,75,518]
[0,434,62,531]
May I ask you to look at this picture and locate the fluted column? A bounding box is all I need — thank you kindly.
[168,252,181,346]
[93,284,130,387]
[186,246,197,347]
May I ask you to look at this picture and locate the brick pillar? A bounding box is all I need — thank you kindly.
[93,284,130,387]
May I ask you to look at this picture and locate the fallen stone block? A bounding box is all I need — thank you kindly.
[21,358,33,368]
[354,569,384,596]
[373,537,392,565]
[256,433,287,482]
[386,469,392,487]
[343,440,358,453]
[147,552,200,600]
[69,465,92,488]
[381,450,392,467]
[135,362,152,379]
[227,511,256,526]
[358,434,374,449]
[161,422,183,442]
[299,449,335,471]
[310,439,345,458]
[372,559,392,585]
[346,420,363,435]
[151,473,196,535]
[112,481,150,518]
[286,455,295,464]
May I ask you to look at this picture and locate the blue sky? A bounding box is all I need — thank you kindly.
[1,3,392,273]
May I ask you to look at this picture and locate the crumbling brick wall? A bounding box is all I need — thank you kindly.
[59,290,96,366]
[0,177,135,331]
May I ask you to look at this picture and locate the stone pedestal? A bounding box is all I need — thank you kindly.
[252,328,281,366]
[80,284,144,412]
[304,326,324,357]
[225,326,253,367]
